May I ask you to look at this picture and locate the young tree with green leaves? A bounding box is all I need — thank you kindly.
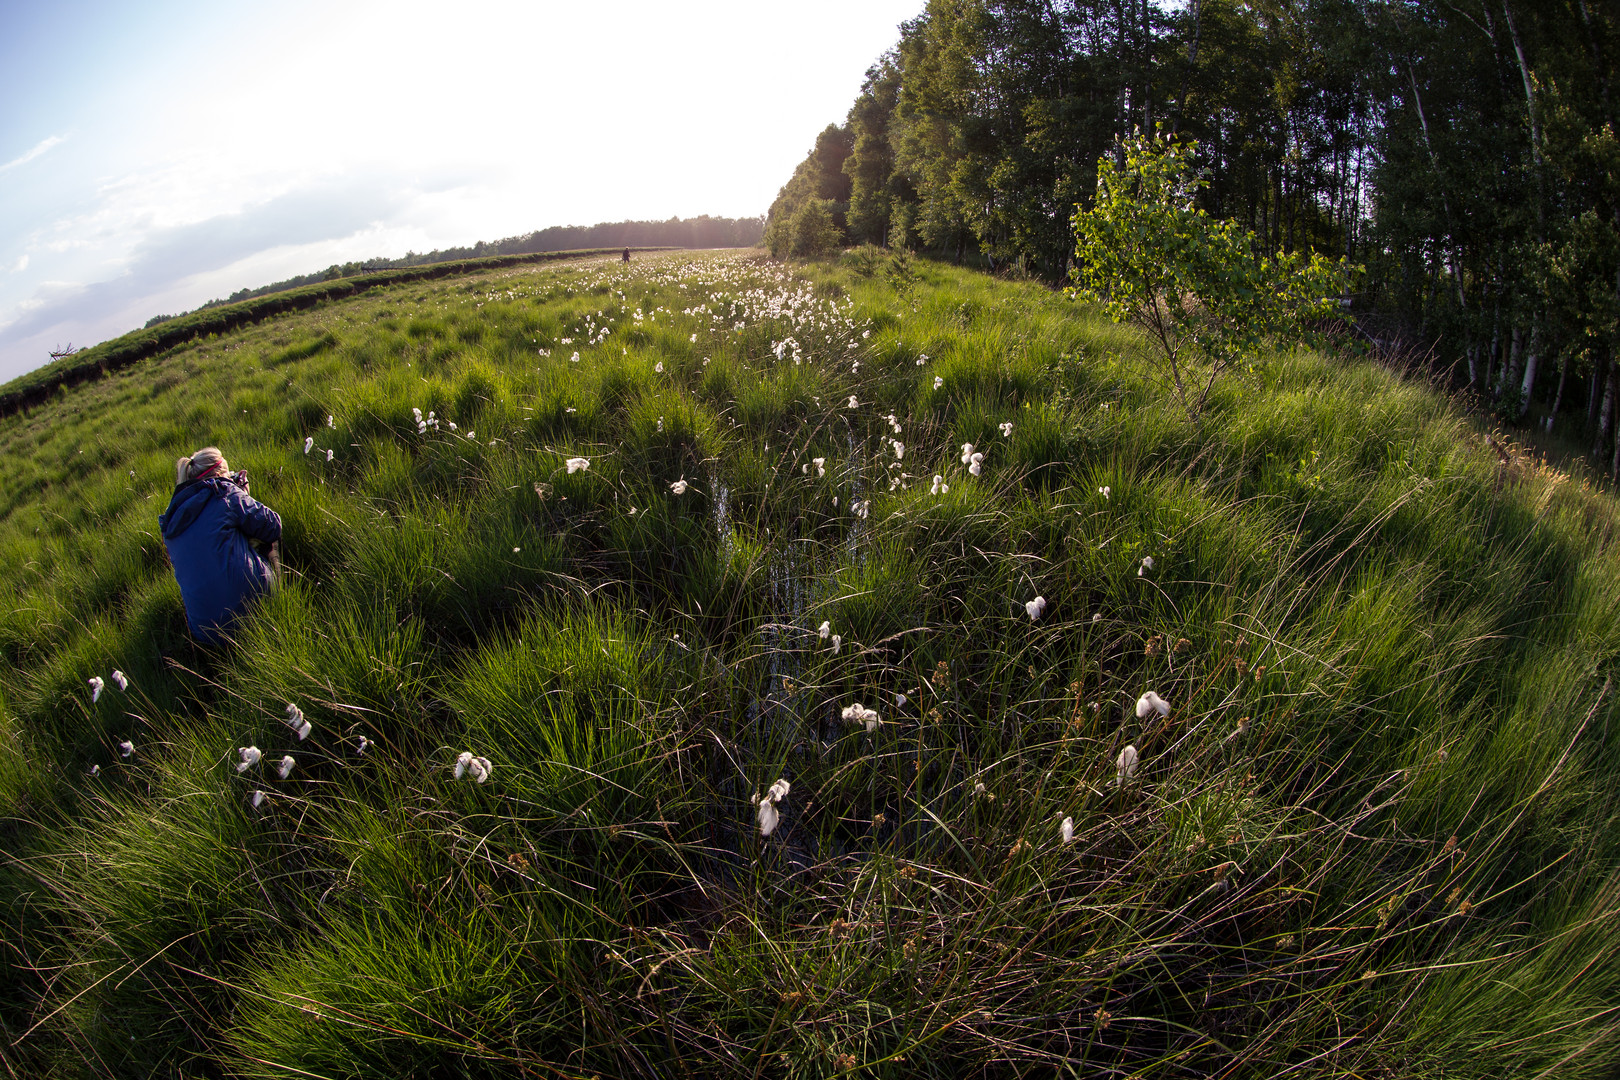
[1069,129,1354,421]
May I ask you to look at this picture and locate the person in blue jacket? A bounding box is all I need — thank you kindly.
[158,446,282,645]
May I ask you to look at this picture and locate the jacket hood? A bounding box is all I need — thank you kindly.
[159,478,224,540]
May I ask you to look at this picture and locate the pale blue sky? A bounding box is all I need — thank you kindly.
[0,0,918,384]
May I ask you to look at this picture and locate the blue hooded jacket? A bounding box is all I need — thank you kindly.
[158,476,282,645]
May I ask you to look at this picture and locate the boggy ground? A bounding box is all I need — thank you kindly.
[1,249,1618,1078]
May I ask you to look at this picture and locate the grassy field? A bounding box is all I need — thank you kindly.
[1,249,1618,1078]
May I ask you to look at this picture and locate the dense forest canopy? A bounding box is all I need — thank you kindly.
[767,0,1620,474]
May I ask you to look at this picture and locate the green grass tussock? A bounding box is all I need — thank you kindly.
[2,250,1619,1078]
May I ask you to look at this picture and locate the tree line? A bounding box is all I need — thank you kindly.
[767,0,1620,475]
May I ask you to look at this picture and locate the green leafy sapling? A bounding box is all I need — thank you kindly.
[1068,130,1356,422]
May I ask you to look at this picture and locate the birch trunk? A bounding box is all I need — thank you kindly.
[1596,356,1616,464]
[1518,322,1540,421]
[1548,351,1569,431]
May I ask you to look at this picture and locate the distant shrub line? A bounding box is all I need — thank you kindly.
[0,248,671,418]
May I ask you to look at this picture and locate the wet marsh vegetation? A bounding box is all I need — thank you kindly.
[2,250,1620,1077]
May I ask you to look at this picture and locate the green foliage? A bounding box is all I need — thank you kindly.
[765,124,854,258]
[885,243,917,297]
[789,198,843,258]
[1069,130,1355,421]
[845,243,885,278]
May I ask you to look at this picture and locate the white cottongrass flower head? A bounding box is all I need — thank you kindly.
[841,702,882,732]
[283,703,312,741]
[752,778,791,837]
[1115,744,1140,784]
[326,449,334,462]
[1025,595,1047,621]
[1135,691,1170,719]
[275,756,296,781]
[454,751,493,783]
[830,634,843,654]
[968,452,985,476]
[88,676,104,703]
[1138,556,1154,576]
[118,740,134,759]
[88,764,100,777]
[237,746,262,773]
[1000,421,1014,437]
[670,478,689,495]
[304,436,314,454]
[111,670,128,692]
[960,443,975,465]
[852,499,870,519]
[250,790,266,809]
[356,735,370,755]
[812,457,827,477]
[1061,816,1075,844]
[930,475,948,495]
[570,351,580,362]
[934,375,944,390]
[891,439,905,460]
[895,692,908,708]
[326,414,335,428]
[1099,486,1111,499]
[848,395,859,408]
[818,620,831,640]
[565,457,591,474]
[655,361,664,373]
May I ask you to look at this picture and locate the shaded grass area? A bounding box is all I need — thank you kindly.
[1,250,1618,1078]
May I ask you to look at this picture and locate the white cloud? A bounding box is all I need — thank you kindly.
[0,134,66,174]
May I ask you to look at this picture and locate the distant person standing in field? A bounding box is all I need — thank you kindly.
[158,447,282,645]
[623,247,630,262]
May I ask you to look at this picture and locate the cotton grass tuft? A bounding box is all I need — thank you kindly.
[1135,691,1170,719]
[284,703,312,741]
[841,703,881,732]
[454,751,493,783]
[1115,745,1139,784]
[752,778,791,837]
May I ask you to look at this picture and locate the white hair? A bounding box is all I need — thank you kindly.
[176,446,228,485]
